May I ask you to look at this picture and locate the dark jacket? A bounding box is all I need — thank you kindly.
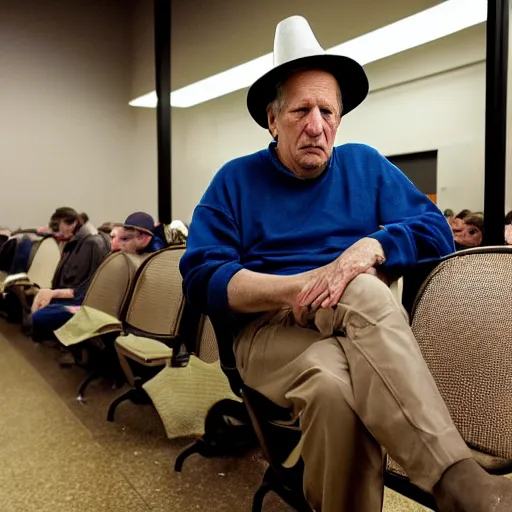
[0,238,17,272]
[51,226,110,294]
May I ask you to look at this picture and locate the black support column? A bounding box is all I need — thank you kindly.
[154,0,172,224]
[484,0,510,245]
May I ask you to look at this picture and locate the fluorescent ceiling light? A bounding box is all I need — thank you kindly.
[130,0,487,109]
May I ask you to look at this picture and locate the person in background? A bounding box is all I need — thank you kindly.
[0,207,74,274]
[29,208,111,340]
[114,212,166,253]
[109,225,123,252]
[504,211,512,245]
[450,209,471,231]
[30,212,161,341]
[443,209,454,226]
[98,222,115,235]
[153,219,189,247]
[453,213,484,250]
[0,228,10,253]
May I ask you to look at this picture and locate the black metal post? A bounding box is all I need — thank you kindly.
[484,0,509,245]
[154,0,171,224]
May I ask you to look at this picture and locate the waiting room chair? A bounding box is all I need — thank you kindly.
[1,236,61,324]
[192,314,219,363]
[177,247,512,511]
[106,246,189,422]
[81,252,149,318]
[63,251,150,400]
[175,317,310,512]
[384,246,512,509]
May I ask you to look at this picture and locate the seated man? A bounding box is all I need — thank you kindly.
[180,16,512,512]
[114,212,166,254]
[30,212,163,340]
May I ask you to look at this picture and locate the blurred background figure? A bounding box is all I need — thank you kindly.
[504,210,512,245]
[114,212,165,253]
[443,209,454,226]
[153,219,189,247]
[452,212,484,250]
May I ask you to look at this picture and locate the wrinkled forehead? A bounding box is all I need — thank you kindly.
[280,69,340,102]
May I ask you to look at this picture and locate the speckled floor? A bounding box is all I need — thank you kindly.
[0,319,429,511]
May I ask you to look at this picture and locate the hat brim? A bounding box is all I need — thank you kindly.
[247,54,369,129]
[114,223,154,237]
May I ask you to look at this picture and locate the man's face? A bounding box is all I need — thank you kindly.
[113,228,151,254]
[452,222,483,248]
[58,219,77,239]
[268,69,342,179]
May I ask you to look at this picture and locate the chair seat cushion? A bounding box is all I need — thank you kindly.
[142,355,240,439]
[116,333,173,361]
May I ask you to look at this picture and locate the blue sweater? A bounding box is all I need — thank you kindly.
[180,142,454,321]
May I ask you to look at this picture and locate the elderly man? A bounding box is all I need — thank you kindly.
[180,16,512,512]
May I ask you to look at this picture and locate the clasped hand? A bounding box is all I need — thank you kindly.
[31,289,55,313]
[292,238,386,325]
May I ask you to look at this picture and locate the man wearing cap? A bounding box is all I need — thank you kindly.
[180,16,512,512]
[30,212,164,341]
[113,212,166,254]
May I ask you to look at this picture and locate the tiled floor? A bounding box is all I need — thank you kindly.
[0,319,428,511]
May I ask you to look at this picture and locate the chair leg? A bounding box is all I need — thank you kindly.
[383,471,437,510]
[106,389,137,422]
[174,442,202,472]
[76,371,100,401]
[252,481,272,512]
[257,465,312,512]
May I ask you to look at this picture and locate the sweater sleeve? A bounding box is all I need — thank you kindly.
[179,204,243,319]
[366,152,455,270]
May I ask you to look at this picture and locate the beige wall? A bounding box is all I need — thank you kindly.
[168,24,487,221]
[131,0,154,100]
[0,0,136,229]
[0,0,495,229]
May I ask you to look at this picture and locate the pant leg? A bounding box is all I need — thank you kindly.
[32,304,74,341]
[314,273,472,491]
[235,310,385,512]
[10,236,33,274]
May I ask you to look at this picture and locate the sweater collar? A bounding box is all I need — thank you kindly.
[267,141,332,180]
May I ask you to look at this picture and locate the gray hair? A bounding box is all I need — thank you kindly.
[267,71,343,120]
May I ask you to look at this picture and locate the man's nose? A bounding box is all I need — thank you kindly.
[304,108,323,137]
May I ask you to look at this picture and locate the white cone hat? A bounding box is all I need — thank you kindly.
[247,16,369,128]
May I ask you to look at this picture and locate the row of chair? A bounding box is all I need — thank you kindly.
[48,246,220,421]
[2,233,512,510]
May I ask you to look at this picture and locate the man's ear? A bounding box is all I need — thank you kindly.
[267,108,278,140]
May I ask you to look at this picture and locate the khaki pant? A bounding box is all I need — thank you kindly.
[234,274,471,512]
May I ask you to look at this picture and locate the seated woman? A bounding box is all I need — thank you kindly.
[30,211,163,340]
[30,208,111,340]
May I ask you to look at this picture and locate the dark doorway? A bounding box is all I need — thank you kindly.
[387,150,438,203]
